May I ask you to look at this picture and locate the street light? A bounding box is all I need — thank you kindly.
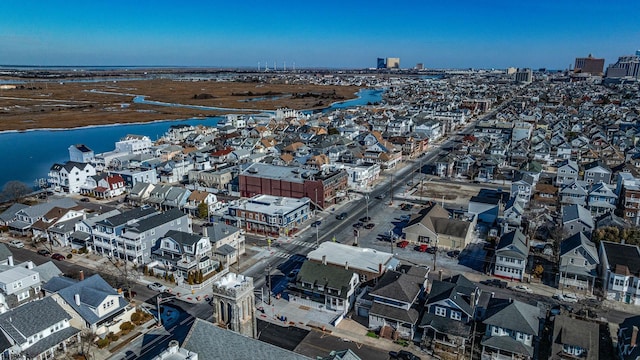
[156,294,177,327]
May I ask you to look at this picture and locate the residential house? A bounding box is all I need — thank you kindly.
[616,172,640,225]
[599,241,640,304]
[367,266,428,340]
[183,190,218,218]
[0,261,43,312]
[161,186,191,212]
[71,209,121,250]
[559,181,589,206]
[68,144,94,163]
[559,232,599,293]
[587,182,617,215]
[0,203,28,227]
[562,204,594,238]
[403,203,476,250]
[153,230,215,280]
[419,275,480,357]
[480,299,542,360]
[82,174,126,199]
[550,315,599,360]
[44,274,134,335]
[30,206,85,245]
[0,297,79,360]
[127,182,155,205]
[468,189,508,225]
[91,206,158,257]
[556,160,580,187]
[205,223,245,268]
[511,172,536,206]
[494,229,528,281]
[287,261,359,317]
[118,208,191,264]
[583,160,612,184]
[48,161,97,194]
[111,168,158,187]
[7,198,78,235]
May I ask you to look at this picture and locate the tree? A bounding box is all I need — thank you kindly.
[533,264,544,278]
[0,181,31,202]
[78,329,97,359]
[103,257,139,300]
[197,202,209,220]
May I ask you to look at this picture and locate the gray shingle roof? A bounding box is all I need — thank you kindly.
[0,297,70,343]
[24,326,80,358]
[370,270,423,304]
[0,244,12,264]
[496,229,528,259]
[0,203,28,223]
[560,232,598,261]
[164,230,202,247]
[183,318,311,360]
[425,275,476,317]
[602,241,640,276]
[126,208,185,233]
[481,334,534,357]
[295,261,356,298]
[369,302,420,324]
[483,300,541,336]
[551,315,599,360]
[33,261,63,283]
[54,274,127,326]
[98,206,157,227]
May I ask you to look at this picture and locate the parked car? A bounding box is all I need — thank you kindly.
[147,282,168,292]
[447,250,461,258]
[415,244,429,252]
[479,279,508,288]
[121,287,137,299]
[398,350,421,360]
[397,240,410,248]
[352,222,364,228]
[37,249,51,256]
[336,212,347,220]
[311,220,322,227]
[9,240,24,248]
[426,246,438,254]
[562,293,579,303]
[512,285,533,293]
[364,223,375,229]
[375,193,386,199]
[359,216,371,223]
[51,253,66,261]
[80,197,90,202]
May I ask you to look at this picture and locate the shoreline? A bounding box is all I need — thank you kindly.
[0,88,379,134]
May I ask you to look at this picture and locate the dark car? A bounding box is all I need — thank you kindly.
[359,216,371,223]
[398,350,421,360]
[447,250,461,258]
[426,247,438,254]
[364,223,375,229]
[352,222,364,228]
[121,287,137,299]
[375,193,386,199]
[80,197,90,202]
[336,212,347,220]
[480,279,508,288]
[311,220,322,227]
[51,253,65,261]
[37,249,51,256]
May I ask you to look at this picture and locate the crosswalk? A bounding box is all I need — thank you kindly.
[288,240,316,248]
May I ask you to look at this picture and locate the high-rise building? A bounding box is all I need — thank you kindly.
[376,58,386,69]
[386,57,400,69]
[606,54,640,78]
[514,68,532,83]
[574,54,605,75]
[415,63,423,70]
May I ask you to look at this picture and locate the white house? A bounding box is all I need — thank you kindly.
[48,161,97,194]
[494,229,528,281]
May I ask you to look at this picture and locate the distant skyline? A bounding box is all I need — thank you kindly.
[1,0,639,70]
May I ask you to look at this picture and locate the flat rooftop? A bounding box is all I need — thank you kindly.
[307,242,394,274]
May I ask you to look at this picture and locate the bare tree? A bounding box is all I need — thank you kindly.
[78,329,97,359]
[104,257,139,299]
[0,181,31,202]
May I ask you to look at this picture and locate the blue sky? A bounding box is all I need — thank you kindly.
[1,0,638,69]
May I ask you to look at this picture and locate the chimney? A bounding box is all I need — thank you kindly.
[322,255,327,265]
[632,326,639,347]
[8,256,13,267]
[470,291,476,307]
[439,269,443,281]
[203,226,208,237]
[345,262,349,270]
[79,270,84,281]
[74,294,81,306]
[378,263,383,274]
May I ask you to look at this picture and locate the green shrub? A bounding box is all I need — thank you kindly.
[96,338,110,348]
[366,331,378,338]
[130,312,141,323]
[119,322,134,331]
[66,253,73,259]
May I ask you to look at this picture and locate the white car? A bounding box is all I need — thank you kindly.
[553,293,578,303]
[512,285,533,293]
[9,240,24,249]
[147,282,168,292]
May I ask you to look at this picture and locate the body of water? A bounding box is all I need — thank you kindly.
[0,88,383,189]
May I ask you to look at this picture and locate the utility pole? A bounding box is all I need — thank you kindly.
[365,195,369,220]
[433,237,438,271]
[314,188,318,216]
[315,225,319,247]
[389,174,394,206]
[266,263,272,305]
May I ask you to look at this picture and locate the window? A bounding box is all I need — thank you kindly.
[435,307,446,317]
[450,311,461,321]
